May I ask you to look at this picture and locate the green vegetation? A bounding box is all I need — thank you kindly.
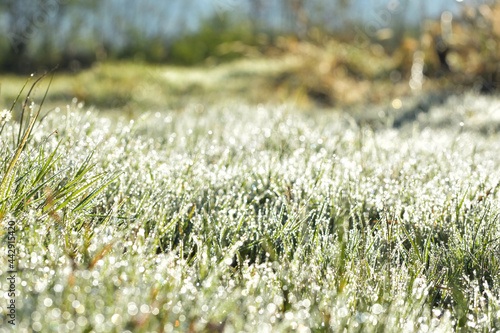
[0,77,499,332]
[168,16,259,65]
[0,47,450,115]
[4,1,500,111]
[2,1,500,331]
[0,57,328,114]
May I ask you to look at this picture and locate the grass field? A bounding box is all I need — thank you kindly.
[0,59,309,115]
[0,75,500,332]
[0,45,433,116]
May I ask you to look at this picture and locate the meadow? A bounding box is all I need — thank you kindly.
[0,74,500,332]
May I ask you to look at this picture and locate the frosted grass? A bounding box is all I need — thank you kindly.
[0,95,499,332]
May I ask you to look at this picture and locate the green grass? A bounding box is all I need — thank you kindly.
[0,43,437,116]
[0,78,500,332]
[0,59,304,116]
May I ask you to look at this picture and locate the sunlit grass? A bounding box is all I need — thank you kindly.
[0,81,500,332]
[0,58,302,115]
[0,43,446,116]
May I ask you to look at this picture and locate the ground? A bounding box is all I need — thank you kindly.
[0,66,499,332]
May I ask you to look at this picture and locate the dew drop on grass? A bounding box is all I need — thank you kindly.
[77,316,88,327]
[372,304,384,315]
[111,314,121,325]
[51,308,61,319]
[128,302,138,316]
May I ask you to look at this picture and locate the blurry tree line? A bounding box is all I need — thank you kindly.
[0,0,201,71]
[0,0,499,95]
[0,0,425,71]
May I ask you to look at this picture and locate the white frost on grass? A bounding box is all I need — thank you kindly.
[0,94,499,332]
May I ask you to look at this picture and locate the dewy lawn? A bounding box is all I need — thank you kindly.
[1,85,500,332]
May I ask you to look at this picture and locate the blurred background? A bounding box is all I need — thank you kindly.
[0,0,498,113]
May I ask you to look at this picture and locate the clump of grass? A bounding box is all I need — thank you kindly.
[1,86,500,332]
[0,76,121,331]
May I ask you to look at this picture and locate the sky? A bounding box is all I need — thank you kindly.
[197,0,485,33]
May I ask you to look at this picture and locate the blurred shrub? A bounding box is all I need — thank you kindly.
[0,13,263,71]
[451,3,500,92]
[259,30,407,107]
[419,3,500,92]
[168,15,259,65]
